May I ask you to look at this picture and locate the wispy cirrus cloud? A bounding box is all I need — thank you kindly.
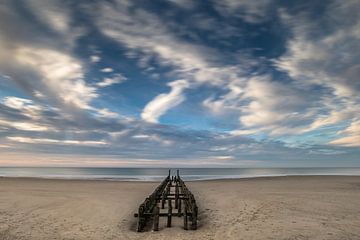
[274,0,360,143]
[141,80,189,123]
[96,74,127,87]
[94,0,245,122]
[213,0,272,23]
[0,0,359,167]
[90,55,101,63]
[15,46,97,109]
[330,121,360,147]
[100,68,114,73]
[7,136,107,146]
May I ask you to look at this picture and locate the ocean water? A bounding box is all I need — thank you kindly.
[0,167,360,181]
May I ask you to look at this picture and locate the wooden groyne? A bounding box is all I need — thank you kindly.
[134,170,198,232]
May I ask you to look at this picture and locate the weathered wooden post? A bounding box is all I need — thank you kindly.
[153,206,159,231]
[161,191,166,209]
[137,204,145,232]
[175,181,179,209]
[178,198,182,217]
[178,178,182,216]
[191,205,198,230]
[184,205,188,230]
[166,182,170,196]
[167,199,172,227]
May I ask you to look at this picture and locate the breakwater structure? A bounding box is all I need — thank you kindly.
[134,170,198,232]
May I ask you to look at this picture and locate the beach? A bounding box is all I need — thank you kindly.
[0,176,359,240]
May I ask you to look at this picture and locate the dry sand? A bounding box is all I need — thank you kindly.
[0,176,359,240]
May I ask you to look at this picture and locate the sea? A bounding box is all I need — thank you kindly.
[0,167,360,181]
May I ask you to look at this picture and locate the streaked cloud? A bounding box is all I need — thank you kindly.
[90,55,101,63]
[3,97,43,119]
[100,67,114,73]
[141,80,189,123]
[7,136,107,146]
[15,46,97,109]
[96,108,119,118]
[96,74,127,87]
[0,119,49,131]
[0,0,359,166]
[330,121,360,147]
[213,0,271,23]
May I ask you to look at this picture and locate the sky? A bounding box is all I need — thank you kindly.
[0,0,359,167]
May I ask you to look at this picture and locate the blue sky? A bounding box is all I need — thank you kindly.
[0,0,359,167]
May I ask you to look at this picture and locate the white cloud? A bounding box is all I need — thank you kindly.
[270,0,360,136]
[97,5,210,73]
[24,0,85,48]
[0,0,94,115]
[203,74,312,136]
[100,67,114,73]
[90,55,101,63]
[3,96,33,109]
[15,46,98,109]
[309,109,357,131]
[132,134,173,145]
[132,134,150,139]
[7,136,107,146]
[275,1,360,99]
[202,81,245,114]
[109,129,132,139]
[27,0,69,34]
[240,76,306,128]
[330,135,360,147]
[202,0,360,137]
[96,1,245,121]
[213,155,234,160]
[96,108,119,118]
[213,0,271,23]
[329,121,360,147]
[141,80,189,123]
[96,74,126,87]
[33,91,45,98]
[96,0,359,137]
[230,129,258,136]
[2,96,44,119]
[0,119,49,131]
[167,0,196,9]
[0,0,359,166]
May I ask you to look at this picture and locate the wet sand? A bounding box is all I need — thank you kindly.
[0,176,359,240]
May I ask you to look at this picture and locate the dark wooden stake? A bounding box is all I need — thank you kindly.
[161,192,166,209]
[178,198,182,217]
[184,206,188,230]
[137,205,145,232]
[175,182,179,209]
[191,205,198,230]
[167,199,172,227]
[153,206,159,231]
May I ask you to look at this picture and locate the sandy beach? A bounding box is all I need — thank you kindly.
[0,176,359,240]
